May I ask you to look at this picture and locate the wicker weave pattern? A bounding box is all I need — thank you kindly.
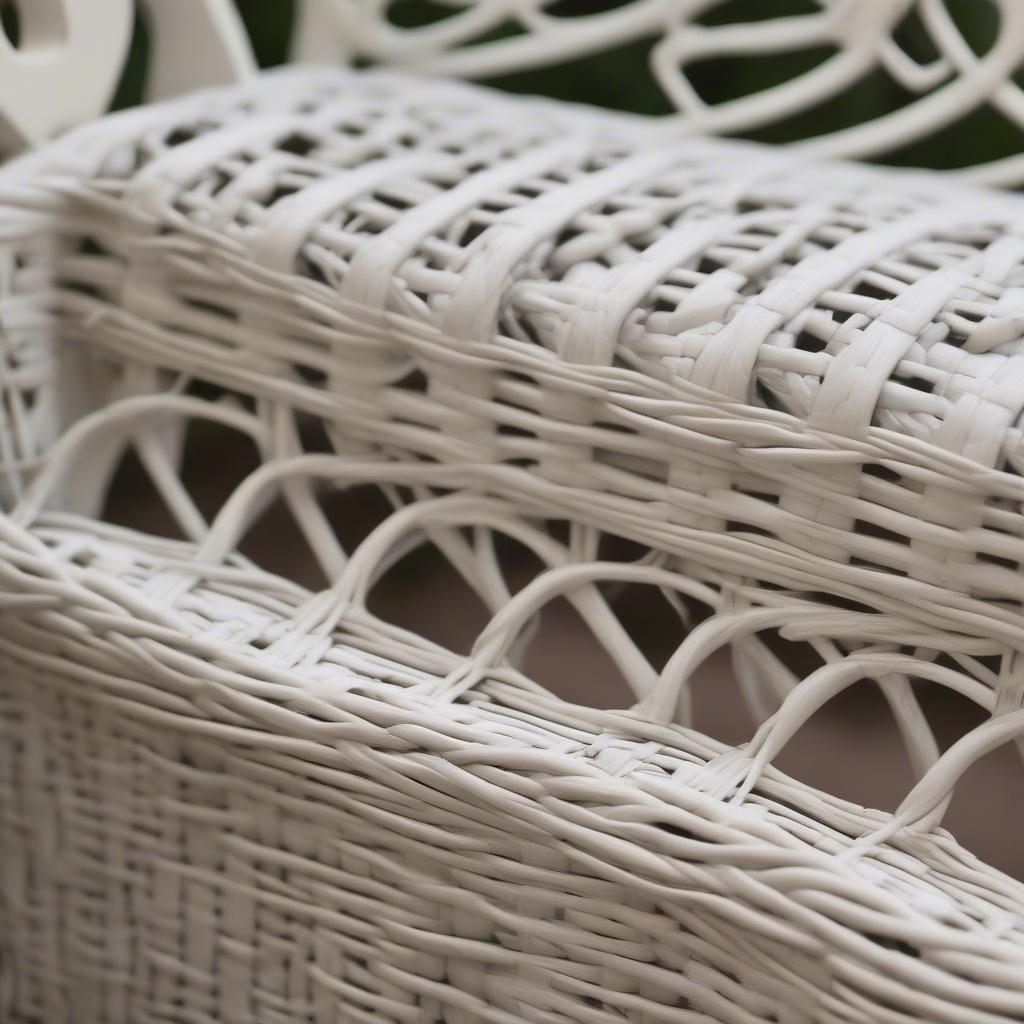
[3,507,1024,1024]
[2,68,1024,1022]
[31,71,1024,613]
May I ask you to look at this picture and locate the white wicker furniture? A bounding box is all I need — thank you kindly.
[294,0,1024,188]
[3,4,1024,1023]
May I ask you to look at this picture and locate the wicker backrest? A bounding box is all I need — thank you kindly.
[4,2,1024,185]
[297,0,1024,185]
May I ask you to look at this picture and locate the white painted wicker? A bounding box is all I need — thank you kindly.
[294,0,1024,186]
[10,1,1024,185]
[2,62,1024,1022]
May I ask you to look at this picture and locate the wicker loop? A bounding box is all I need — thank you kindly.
[0,0,253,153]
[195,456,449,564]
[288,493,558,628]
[289,0,1024,188]
[841,702,1024,857]
[459,562,719,703]
[734,651,996,805]
[640,606,820,726]
[11,395,265,525]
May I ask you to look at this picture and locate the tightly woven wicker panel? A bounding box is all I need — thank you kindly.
[2,67,1024,1022]
[3,503,1024,1024]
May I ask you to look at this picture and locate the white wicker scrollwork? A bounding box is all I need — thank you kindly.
[0,0,252,150]
[295,0,1024,185]
[2,6,1024,1024]
[3,2,1024,185]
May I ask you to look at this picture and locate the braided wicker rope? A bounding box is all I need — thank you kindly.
[1,65,1024,1022]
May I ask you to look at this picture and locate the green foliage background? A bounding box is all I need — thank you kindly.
[115,0,1021,173]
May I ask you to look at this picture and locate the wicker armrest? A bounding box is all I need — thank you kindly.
[3,501,1023,1023]
[2,67,1024,1022]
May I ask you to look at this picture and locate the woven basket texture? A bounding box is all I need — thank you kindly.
[2,67,1024,1023]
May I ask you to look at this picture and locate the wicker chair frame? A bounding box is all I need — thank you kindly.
[2,5,1024,1023]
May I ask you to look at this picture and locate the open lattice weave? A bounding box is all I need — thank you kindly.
[3,67,1024,1022]
[296,0,1024,189]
